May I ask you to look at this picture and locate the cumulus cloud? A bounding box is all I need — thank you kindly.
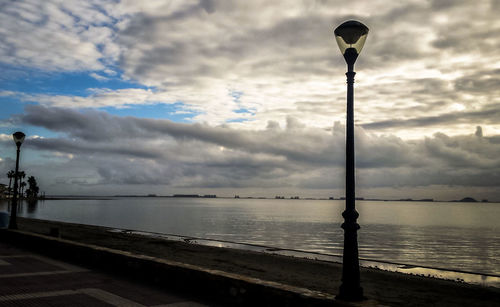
[0,0,119,71]
[112,0,500,135]
[1,105,497,200]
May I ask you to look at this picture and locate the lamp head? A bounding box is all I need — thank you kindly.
[334,20,369,65]
[12,131,25,147]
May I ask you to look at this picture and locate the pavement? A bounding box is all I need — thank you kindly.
[0,241,213,307]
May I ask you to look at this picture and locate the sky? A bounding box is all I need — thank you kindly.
[1,0,499,201]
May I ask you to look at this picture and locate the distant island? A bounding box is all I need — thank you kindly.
[455,197,478,203]
[173,194,217,198]
[451,197,488,203]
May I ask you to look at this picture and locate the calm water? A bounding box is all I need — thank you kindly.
[1,198,499,276]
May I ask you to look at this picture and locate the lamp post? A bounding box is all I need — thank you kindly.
[334,20,368,301]
[8,131,25,230]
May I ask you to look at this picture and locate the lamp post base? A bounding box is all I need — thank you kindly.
[336,284,365,302]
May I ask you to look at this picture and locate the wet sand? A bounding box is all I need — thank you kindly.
[12,217,500,306]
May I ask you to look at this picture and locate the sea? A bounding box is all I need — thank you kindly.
[1,197,499,285]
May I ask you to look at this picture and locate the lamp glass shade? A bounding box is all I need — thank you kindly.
[12,131,25,146]
[334,20,369,55]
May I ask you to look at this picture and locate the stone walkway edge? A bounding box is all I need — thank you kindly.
[1,230,382,307]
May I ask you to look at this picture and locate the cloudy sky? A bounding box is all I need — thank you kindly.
[1,0,499,201]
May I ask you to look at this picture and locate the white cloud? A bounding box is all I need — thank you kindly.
[110,0,500,136]
[0,134,12,142]
[89,73,109,82]
[0,0,119,71]
[3,0,500,137]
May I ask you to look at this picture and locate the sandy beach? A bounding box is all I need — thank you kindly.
[10,217,500,306]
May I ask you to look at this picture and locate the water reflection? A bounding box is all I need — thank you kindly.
[0,199,42,215]
[26,199,39,214]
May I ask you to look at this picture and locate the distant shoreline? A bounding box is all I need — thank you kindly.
[27,195,495,203]
[41,197,115,201]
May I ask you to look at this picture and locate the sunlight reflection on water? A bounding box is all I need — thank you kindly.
[109,228,500,288]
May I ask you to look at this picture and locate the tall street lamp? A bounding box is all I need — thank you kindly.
[8,131,26,230]
[334,20,369,301]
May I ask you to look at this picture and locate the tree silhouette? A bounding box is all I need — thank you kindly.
[20,181,27,198]
[17,171,25,196]
[26,176,40,199]
[7,170,15,197]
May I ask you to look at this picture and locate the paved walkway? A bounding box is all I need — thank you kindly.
[0,241,212,307]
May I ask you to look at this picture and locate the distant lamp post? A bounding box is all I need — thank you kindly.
[8,131,26,229]
[334,20,368,301]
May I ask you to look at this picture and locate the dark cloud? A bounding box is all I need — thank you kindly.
[21,105,343,166]
[475,126,483,137]
[28,137,163,160]
[430,0,467,10]
[360,4,430,66]
[454,69,500,93]
[118,11,338,83]
[361,103,500,130]
[6,106,499,199]
[199,0,216,14]
[493,0,500,10]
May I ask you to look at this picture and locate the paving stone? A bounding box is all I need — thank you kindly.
[0,242,211,307]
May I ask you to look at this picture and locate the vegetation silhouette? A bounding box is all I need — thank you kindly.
[17,171,25,196]
[6,170,15,197]
[3,172,40,200]
[25,176,40,200]
[20,181,26,198]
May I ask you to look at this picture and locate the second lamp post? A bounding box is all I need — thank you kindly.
[334,20,369,301]
[8,131,26,230]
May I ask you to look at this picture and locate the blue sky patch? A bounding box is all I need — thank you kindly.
[102,102,199,122]
[226,118,253,123]
[0,64,149,96]
[230,90,244,103]
[234,108,255,115]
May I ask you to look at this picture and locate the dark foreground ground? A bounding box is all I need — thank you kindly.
[3,218,500,306]
[0,241,211,307]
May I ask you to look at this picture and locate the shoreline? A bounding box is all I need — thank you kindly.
[7,217,500,306]
[5,197,498,203]
[108,227,500,288]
